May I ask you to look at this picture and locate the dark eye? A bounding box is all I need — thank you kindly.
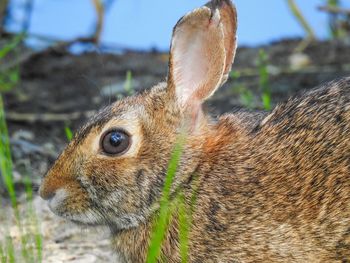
[101,129,131,155]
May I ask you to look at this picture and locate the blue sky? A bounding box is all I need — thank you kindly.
[8,0,349,50]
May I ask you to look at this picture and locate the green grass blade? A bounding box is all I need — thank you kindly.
[0,93,17,207]
[262,93,272,111]
[24,174,43,262]
[147,204,174,263]
[0,69,20,92]
[34,233,43,263]
[257,50,272,110]
[64,126,73,141]
[178,194,189,263]
[258,50,269,93]
[0,243,5,263]
[146,136,185,263]
[178,174,199,263]
[240,89,254,109]
[123,70,133,96]
[5,236,15,263]
[0,34,24,59]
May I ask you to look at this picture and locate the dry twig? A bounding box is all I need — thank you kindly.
[5,111,96,123]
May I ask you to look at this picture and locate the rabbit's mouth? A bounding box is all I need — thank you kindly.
[45,188,102,225]
[47,188,68,214]
[45,187,147,229]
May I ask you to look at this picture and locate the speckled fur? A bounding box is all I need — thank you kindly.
[40,0,350,262]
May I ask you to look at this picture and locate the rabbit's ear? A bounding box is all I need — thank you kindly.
[168,0,237,108]
[208,0,238,84]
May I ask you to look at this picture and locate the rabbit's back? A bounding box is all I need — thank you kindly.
[191,78,350,262]
[257,77,350,134]
[253,77,350,261]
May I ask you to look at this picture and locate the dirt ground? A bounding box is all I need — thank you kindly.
[1,38,350,262]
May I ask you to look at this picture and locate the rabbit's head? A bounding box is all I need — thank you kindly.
[39,0,237,229]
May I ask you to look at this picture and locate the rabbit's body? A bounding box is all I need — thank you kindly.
[107,79,350,262]
[39,0,350,262]
[191,79,350,262]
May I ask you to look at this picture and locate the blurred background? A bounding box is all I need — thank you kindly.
[1,1,350,262]
[2,0,350,50]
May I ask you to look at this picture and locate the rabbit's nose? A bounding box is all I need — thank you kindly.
[39,184,56,201]
[42,191,56,201]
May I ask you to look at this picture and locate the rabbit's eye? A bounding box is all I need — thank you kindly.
[101,129,130,155]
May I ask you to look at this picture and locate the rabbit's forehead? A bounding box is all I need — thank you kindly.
[75,100,144,139]
[101,108,142,133]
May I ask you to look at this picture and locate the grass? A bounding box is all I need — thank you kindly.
[177,177,199,263]
[0,35,42,263]
[146,134,198,263]
[23,175,43,262]
[146,136,184,262]
[64,125,73,141]
[257,49,271,111]
[0,35,23,93]
[117,70,134,100]
[231,49,272,111]
[233,83,255,109]
[123,70,134,96]
[0,87,17,208]
[230,71,255,109]
[178,193,190,263]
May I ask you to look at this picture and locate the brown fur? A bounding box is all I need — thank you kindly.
[40,0,350,262]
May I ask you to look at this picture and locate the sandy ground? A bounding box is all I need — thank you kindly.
[1,196,115,262]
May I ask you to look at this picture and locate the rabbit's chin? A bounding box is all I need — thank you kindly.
[63,210,147,230]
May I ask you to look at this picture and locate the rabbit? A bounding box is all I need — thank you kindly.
[39,0,350,262]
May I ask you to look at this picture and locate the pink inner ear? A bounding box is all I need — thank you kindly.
[170,7,226,107]
[172,31,210,104]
